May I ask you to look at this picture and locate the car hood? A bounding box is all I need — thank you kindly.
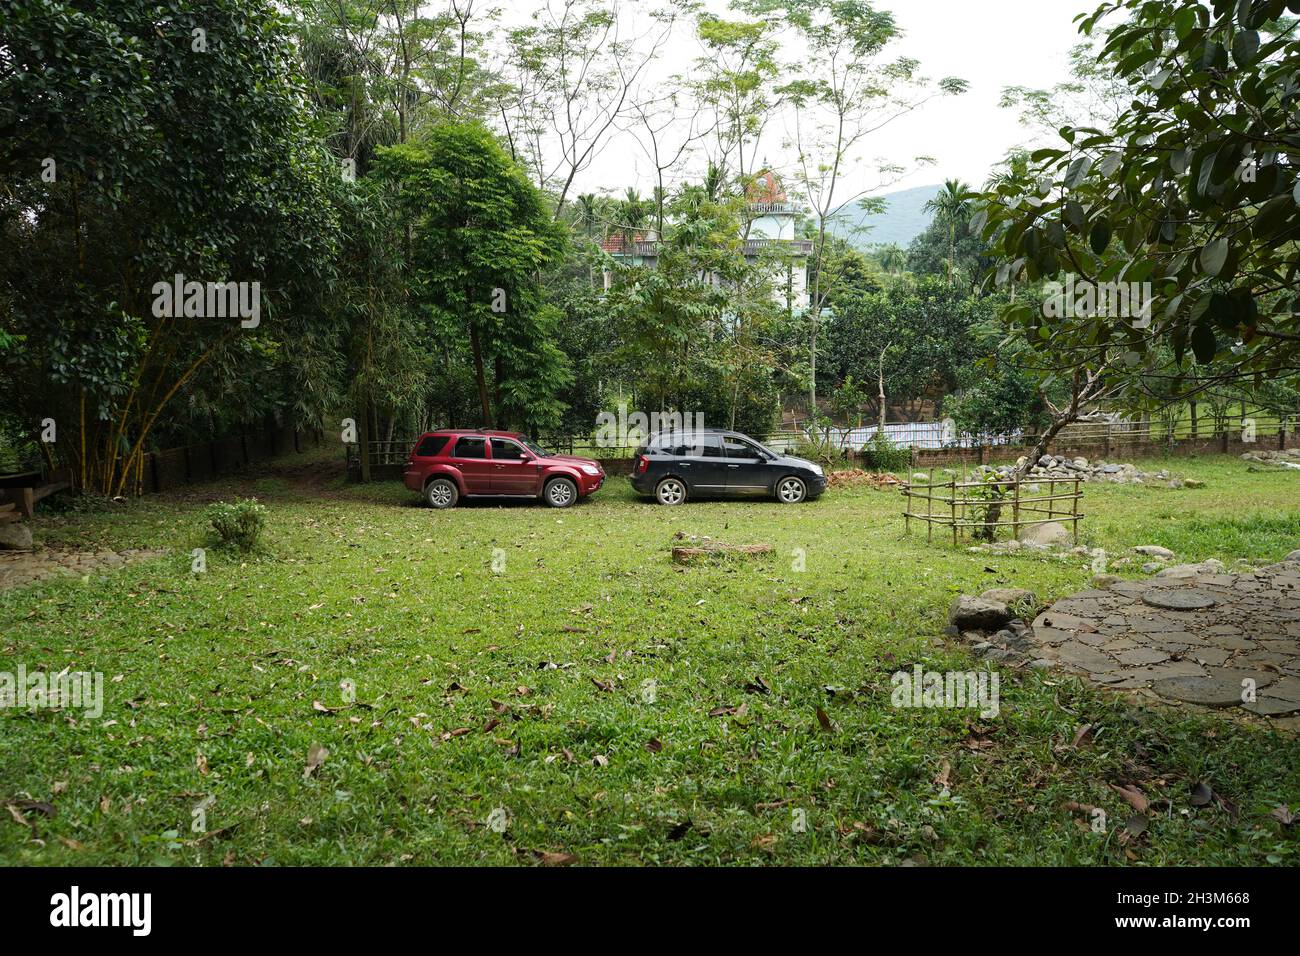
[777,455,823,472]
[546,454,602,468]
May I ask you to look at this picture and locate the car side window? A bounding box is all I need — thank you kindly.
[696,435,723,458]
[490,438,526,461]
[724,438,760,459]
[416,435,450,457]
[453,437,488,459]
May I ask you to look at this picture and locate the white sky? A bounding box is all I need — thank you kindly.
[518,0,1093,199]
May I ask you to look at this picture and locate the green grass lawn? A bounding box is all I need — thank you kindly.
[2,450,1298,866]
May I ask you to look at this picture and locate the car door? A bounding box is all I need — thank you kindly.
[722,435,773,495]
[450,436,493,495]
[490,437,540,495]
[679,433,728,495]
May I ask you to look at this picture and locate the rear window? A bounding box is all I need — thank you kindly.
[415,435,450,457]
[452,437,488,459]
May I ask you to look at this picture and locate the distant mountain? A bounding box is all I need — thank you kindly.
[826,183,941,250]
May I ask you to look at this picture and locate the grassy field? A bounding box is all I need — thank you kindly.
[1,450,1298,866]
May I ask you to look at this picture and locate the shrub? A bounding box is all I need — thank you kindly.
[860,430,910,472]
[793,434,842,466]
[205,498,267,552]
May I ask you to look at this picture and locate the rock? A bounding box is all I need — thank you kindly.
[912,473,929,482]
[1134,545,1175,560]
[948,595,1014,632]
[1168,479,1184,489]
[1092,574,1123,589]
[1141,562,1164,574]
[980,587,1036,609]
[1018,521,1071,548]
[1152,675,1247,708]
[0,524,33,550]
[1154,559,1226,580]
[1283,550,1300,563]
[1141,588,1218,610]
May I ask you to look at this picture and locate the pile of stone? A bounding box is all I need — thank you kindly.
[947,588,1042,664]
[970,455,1201,488]
[1242,448,1300,469]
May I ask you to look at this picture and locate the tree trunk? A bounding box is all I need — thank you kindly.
[469,326,491,426]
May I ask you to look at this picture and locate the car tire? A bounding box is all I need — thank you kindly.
[425,477,459,509]
[544,476,577,508]
[775,476,807,504]
[655,477,687,506]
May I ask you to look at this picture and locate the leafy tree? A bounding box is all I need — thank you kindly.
[974,0,1300,474]
[0,0,345,494]
[737,0,968,413]
[374,123,569,431]
[821,278,987,424]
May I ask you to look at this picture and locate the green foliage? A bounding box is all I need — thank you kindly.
[975,0,1300,409]
[205,498,267,552]
[860,430,910,472]
[821,277,990,421]
[1,0,346,492]
[374,124,569,432]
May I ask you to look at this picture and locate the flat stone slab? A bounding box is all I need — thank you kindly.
[1142,588,1219,610]
[0,548,168,590]
[1152,675,1247,707]
[1018,560,1300,720]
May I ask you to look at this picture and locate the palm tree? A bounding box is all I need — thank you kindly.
[878,243,907,276]
[924,179,972,285]
[620,188,649,250]
[575,193,600,239]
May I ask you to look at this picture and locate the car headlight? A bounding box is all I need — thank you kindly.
[580,464,601,476]
[810,464,824,476]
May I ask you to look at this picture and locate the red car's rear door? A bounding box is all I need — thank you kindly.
[449,436,493,494]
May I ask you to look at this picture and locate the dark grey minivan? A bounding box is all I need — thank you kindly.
[629,429,828,505]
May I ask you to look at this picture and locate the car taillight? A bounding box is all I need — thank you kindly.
[635,455,649,474]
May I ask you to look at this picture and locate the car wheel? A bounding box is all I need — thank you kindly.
[776,476,807,504]
[425,478,459,509]
[544,477,577,508]
[655,477,687,506]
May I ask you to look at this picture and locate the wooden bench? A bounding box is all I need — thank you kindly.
[0,468,71,519]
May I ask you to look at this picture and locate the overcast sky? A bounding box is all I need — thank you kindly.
[560,0,1094,198]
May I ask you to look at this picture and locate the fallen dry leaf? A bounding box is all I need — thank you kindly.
[537,850,578,866]
[1110,783,1150,813]
[303,743,328,779]
[815,706,834,733]
[932,759,952,789]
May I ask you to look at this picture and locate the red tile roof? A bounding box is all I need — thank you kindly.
[747,170,787,204]
[600,231,650,253]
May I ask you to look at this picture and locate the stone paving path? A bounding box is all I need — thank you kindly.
[1029,557,1300,719]
[0,548,168,590]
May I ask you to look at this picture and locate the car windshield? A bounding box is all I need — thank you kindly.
[521,438,551,458]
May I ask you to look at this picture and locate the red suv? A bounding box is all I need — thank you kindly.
[403,430,605,509]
